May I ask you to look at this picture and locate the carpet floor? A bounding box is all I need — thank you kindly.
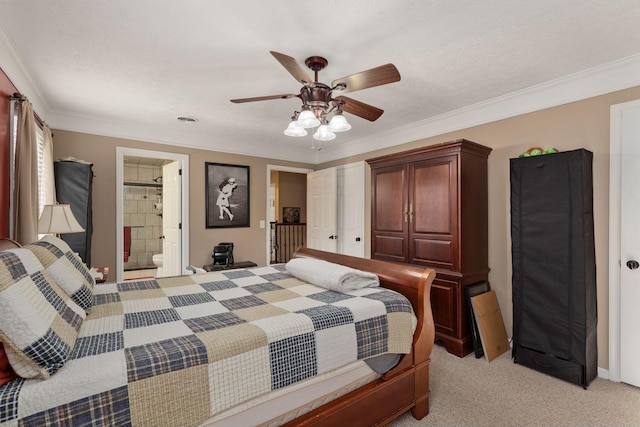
[388,344,640,427]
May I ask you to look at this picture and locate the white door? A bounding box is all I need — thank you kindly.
[337,162,365,257]
[620,102,640,387]
[307,167,337,252]
[268,184,276,224]
[161,161,182,277]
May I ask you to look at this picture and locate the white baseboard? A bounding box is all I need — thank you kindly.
[598,367,611,380]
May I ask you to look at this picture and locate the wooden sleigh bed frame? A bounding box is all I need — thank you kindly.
[280,247,437,427]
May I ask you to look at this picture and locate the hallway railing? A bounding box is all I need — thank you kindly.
[270,222,306,264]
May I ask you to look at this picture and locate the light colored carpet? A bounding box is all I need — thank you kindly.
[388,344,640,427]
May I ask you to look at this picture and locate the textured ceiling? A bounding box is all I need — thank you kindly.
[1,0,640,163]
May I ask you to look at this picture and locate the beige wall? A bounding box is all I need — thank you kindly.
[54,85,640,370]
[277,172,307,223]
[51,131,314,271]
[318,85,640,370]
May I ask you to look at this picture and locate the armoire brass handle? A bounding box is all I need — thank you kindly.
[409,204,413,223]
[403,204,408,223]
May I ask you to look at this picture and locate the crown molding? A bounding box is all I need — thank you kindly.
[48,110,313,163]
[316,53,640,164]
[0,25,50,118]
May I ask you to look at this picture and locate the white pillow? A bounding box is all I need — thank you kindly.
[0,248,85,379]
[24,235,95,312]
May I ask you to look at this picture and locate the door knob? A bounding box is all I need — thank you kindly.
[627,260,639,270]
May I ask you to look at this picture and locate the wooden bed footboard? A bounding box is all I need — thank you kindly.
[284,248,436,426]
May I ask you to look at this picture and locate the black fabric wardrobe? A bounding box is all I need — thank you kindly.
[54,159,94,266]
[510,149,597,388]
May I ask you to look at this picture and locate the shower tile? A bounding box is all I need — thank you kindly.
[131,239,146,253]
[147,239,160,252]
[139,200,154,213]
[130,214,145,226]
[124,199,138,214]
[124,165,138,182]
[146,213,161,226]
[138,165,153,182]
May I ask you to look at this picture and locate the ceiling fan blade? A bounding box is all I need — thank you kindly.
[270,51,315,86]
[230,93,298,103]
[331,63,400,94]
[335,96,384,122]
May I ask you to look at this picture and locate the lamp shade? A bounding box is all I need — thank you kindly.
[328,113,351,132]
[38,204,85,234]
[296,109,321,128]
[284,120,307,137]
[313,124,336,141]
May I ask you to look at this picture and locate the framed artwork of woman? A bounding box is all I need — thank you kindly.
[205,162,250,228]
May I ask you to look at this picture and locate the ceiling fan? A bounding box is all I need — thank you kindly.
[230,51,400,145]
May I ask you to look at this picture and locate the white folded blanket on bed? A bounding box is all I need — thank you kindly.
[285,258,380,292]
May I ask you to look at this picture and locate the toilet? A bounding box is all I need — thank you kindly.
[152,253,163,277]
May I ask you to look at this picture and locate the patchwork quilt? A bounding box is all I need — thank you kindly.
[0,264,416,427]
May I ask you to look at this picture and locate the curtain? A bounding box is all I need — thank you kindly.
[13,99,39,244]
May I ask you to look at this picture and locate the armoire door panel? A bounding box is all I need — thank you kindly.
[373,234,406,260]
[411,159,455,235]
[373,166,406,233]
[430,278,458,334]
[412,238,452,268]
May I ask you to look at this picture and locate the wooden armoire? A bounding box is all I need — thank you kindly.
[367,139,492,357]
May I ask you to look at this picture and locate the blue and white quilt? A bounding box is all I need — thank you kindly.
[0,264,416,427]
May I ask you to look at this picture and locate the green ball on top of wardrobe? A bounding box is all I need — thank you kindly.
[519,147,559,157]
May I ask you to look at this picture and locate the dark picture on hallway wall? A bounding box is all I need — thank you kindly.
[205,162,250,228]
[282,207,300,223]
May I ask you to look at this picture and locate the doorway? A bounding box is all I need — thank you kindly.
[116,147,189,282]
[265,162,367,265]
[265,165,312,266]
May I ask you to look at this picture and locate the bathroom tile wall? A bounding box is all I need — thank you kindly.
[123,163,163,270]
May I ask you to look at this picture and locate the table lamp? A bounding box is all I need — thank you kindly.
[38,204,85,236]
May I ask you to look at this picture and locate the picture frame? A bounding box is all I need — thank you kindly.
[205,162,250,228]
[465,281,491,359]
[282,207,301,223]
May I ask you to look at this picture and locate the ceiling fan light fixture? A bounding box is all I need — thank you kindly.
[284,120,308,137]
[297,109,321,128]
[327,112,351,132]
[231,51,400,147]
[313,124,336,141]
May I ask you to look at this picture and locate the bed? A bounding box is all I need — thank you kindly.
[0,237,436,427]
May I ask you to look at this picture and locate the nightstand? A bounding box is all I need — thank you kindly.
[94,267,109,283]
[203,261,257,272]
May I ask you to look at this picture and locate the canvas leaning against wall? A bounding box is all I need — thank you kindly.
[205,162,250,228]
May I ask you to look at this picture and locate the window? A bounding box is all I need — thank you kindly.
[36,125,47,217]
[9,100,17,235]
[9,99,54,238]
